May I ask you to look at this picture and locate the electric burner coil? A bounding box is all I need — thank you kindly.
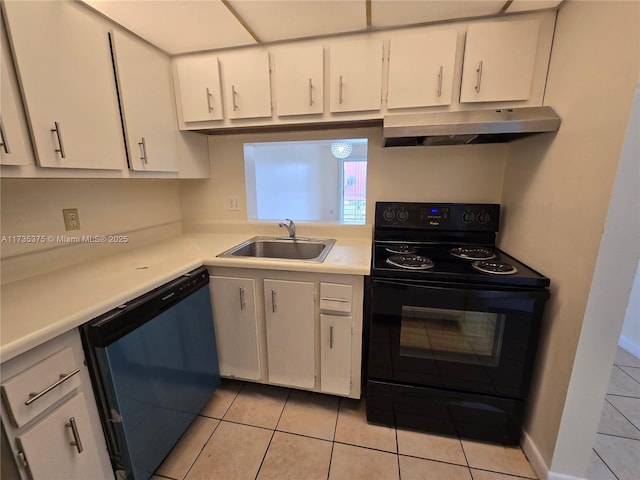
[471,260,517,275]
[386,254,434,270]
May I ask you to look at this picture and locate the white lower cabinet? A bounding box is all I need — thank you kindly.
[264,279,315,389]
[320,314,353,396]
[0,330,113,480]
[209,276,261,381]
[208,268,363,398]
[16,393,107,480]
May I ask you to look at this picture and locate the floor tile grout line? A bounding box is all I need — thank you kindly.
[614,365,640,386]
[177,418,222,480]
[603,397,640,434]
[253,388,292,480]
[468,466,539,479]
[605,392,640,400]
[591,447,621,480]
[394,422,401,479]
[595,430,640,442]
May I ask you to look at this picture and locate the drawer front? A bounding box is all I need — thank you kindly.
[320,283,353,313]
[1,347,81,427]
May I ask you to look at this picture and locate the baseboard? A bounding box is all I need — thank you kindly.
[619,335,640,359]
[522,430,587,480]
[522,430,550,480]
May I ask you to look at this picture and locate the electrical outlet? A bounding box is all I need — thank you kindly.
[227,196,240,211]
[62,208,81,231]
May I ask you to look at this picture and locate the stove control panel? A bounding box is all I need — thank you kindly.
[376,202,500,231]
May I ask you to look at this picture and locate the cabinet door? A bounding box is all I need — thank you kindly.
[329,38,383,113]
[320,314,352,396]
[387,29,458,109]
[264,279,315,389]
[16,393,111,480]
[273,45,323,116]
[0,18,33,166]
[220,50,272,119]
[2,0,125,170]
[210,276,261,381]
[460,19,540,103]
[111,30,178,172]
[175,54,224,122]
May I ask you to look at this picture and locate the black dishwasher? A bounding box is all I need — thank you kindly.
[81,266,220,480]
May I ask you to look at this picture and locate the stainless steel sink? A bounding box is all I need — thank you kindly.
[217,236,336,263]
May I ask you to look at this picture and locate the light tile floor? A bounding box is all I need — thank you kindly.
[588,347,640,480]
[153,380,539,480]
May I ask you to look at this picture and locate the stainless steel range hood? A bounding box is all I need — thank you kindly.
[383,106,561,147]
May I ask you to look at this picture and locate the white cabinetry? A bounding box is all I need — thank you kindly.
[1,330,113,480]
[387,29,458,109]
[209,276,261,380]
[329,38,384,113]
[0,18,33,166]
[174,54,224,122]
[16,393,107,480]
[319,282,354,396]
[264,279,315,389]
[2,0,125,170]
[111,30,178,172]
[208,268,363,398]
[219,50,272,119]
[273,44,324,116]
[460,19,540,103]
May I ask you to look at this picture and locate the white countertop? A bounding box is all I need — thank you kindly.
[1,233,371,362]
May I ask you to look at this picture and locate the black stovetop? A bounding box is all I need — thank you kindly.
[372,202,550,289]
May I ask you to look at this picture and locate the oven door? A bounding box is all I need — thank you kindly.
[368,279,548,398]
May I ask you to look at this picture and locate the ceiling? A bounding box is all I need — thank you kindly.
[81,0,563,56]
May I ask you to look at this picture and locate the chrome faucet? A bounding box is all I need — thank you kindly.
[278,218,296,238]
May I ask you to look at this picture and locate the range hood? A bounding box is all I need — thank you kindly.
[383,106,561,147]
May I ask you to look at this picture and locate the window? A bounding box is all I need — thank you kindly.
[244,139,367,224]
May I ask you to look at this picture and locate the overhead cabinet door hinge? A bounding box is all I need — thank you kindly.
[17,450,28,468]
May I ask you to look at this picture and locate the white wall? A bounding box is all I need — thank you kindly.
[0,179,182,283]
[619,261,640,358]
[179,126,507,230]
[498,1,640,476]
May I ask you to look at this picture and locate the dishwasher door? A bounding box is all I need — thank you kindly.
[82,267,220,480]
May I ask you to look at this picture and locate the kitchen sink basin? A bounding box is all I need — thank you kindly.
[217,236,336,263]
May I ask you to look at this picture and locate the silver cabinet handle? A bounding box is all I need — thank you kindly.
[51,121,66,158]
[271,289,276,313]
[138,137,148,165]
[239,286,246,310]
[25,368,80,406]
[330,325,334,349]
[232,85,238,111]
[309,78,314,107]
[206,87,214,113]
[437,65,444,97]
[322,297,349,303]
[475,60,483,92]
[66,417,84,454]
[0,117,10,154]
[338,75,343,105]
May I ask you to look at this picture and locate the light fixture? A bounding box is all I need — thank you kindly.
[331,141,353,159]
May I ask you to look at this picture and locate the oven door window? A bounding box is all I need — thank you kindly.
[400,306,505,367]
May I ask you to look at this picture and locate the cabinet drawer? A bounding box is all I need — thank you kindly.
[320,283,353,313]
[1,347,81,427]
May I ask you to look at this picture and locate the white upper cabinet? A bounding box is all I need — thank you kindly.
[273,44,324,117]
[460,19,540,103]
[174,54,224,122]
[387,29,458,109]
[329,38,384,113]
[219,49,272,119]
[0,19,33,166]
[111,30,178,172]
[2,0,125,170]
